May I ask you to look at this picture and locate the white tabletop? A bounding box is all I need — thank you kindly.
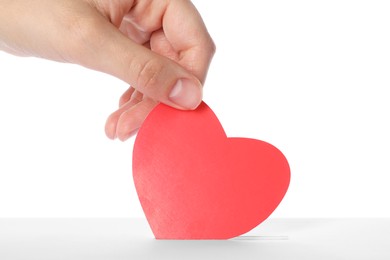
[0,218,389,260]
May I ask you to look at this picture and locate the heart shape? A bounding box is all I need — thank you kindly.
[133,102,290,239]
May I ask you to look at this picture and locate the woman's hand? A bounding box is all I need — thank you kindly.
[0,0,215,141]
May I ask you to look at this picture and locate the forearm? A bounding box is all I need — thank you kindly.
[0,0,77,59]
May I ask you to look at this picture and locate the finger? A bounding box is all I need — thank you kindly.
[119,20,151,45]
[162,0,216,84]
[119,86,135,107]
[150,29,180,62]
[116,98,158,141]
[71,10,203,110]
[105,90,144,139]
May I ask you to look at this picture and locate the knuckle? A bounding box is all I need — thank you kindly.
[135,59,165,92]
[207,38,217,56]
[209,36,217,51]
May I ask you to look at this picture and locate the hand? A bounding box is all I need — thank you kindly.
[0,0,215,141]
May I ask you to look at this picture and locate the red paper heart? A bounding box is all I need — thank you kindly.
[133,102,290,239]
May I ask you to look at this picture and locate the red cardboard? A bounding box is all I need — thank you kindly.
[133,102,290,239]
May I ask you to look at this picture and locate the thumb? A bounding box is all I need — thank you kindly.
[73,13,203,110]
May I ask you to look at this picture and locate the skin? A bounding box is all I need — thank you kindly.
[0,0,215,141]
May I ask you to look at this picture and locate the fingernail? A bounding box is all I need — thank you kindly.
[168,79,202,109]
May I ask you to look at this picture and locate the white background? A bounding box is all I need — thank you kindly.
[0,0,389,218]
